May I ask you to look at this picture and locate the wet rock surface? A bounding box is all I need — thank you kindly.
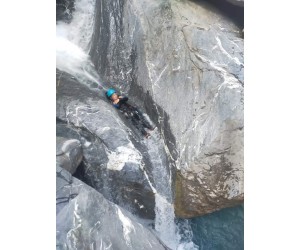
[91,0,244,217]
[56,166,168,250]
[56,72,156,219]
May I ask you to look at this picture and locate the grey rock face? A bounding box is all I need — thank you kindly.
[91,0,244,217]
[90,0,133,94]
[56,137,83,174]
[56,166,167,250]
[56,73,156,219]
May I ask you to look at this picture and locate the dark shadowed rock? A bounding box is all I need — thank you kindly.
[56,137,83,174]
[223,0,243,8]
[90,0,244,217]
[198,0,244,29]
[56,166,168,250]
[56,0,75,22]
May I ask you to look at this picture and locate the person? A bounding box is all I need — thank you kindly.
[106,88,155,138]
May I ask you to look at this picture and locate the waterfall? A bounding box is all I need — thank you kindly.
[144,132,199,250]
[143,132,178,249]
[56,0,104,90]
[57,0,96,52]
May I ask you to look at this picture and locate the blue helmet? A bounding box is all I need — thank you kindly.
[106,88,116,98]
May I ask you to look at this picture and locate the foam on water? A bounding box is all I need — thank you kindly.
[154,193,178,249]
[176,220,199,250]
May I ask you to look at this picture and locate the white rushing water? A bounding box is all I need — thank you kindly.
[57,0,96,52]
[154,193,178,249]
[144,132,198,250]
[56,35,100,85]
[56,0,103,89]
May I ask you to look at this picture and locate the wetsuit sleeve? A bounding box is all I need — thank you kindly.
[112,97,128,109]
[118,96,128,104]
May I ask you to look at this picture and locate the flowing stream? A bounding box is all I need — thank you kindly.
[143,132,179,249]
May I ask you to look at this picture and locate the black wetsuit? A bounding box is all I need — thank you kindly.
[112,96,153,136]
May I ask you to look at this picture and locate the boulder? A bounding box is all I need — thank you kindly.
[90,0,244,217]
[56,73,156,219]
[56,166,168,250]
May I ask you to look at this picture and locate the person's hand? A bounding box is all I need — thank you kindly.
[113,99,120,104]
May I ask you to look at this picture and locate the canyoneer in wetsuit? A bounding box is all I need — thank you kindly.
[106,88,155,138]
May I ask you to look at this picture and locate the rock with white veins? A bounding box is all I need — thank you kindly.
[56,73,156,219]
[56,166,168,250]
[56,137,83,174]
[91,0,244,217]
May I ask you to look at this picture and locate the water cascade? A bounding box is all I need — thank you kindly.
[56,0,102,89]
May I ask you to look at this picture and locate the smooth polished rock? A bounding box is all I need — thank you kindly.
[56,166,168,250]
[90,0,244,217]
[56,73,156,219]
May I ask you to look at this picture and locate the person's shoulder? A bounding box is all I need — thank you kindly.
[119,96,129,103]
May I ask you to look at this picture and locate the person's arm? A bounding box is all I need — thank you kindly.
[112,96,128,109]
[118,96,128,104]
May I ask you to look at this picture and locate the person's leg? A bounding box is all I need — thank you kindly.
[131,116,150,138]
[133,108,156,130]
[141,128,150,137]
